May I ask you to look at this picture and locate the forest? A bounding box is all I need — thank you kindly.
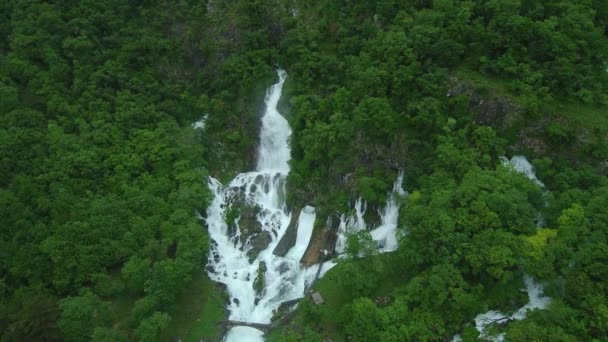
[1,0,607,341]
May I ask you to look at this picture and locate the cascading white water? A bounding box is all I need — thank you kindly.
[472,276,550,342]
[335,170,407,254]
[285,206,316,261]
[502,155,545,188]
[205,70,323,341]
[256,72,291,173]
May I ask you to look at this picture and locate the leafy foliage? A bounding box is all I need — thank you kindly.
[2,0,607,340]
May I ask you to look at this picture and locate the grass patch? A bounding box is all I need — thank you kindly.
[454,66,608,132]
[161,270,227,342]
[453,66,519,101]
[545,100,608,131]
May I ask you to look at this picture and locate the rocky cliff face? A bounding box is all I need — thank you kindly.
[447,77,608,176]
[447,77,523,130]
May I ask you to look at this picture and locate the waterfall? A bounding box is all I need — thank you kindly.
[335,170,407,255]
[473,276,551,341]
[204,70,406,341]
[502,155,545,188]
[205,70,322,341]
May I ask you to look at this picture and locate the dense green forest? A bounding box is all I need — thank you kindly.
[0,1,277,340]
[1,0,607,341]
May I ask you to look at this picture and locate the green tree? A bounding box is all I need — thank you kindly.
[58,293,113,342]
[134,312,171,342]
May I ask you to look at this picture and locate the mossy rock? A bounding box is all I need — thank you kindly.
[226,198,263,240]
[248,231,272,262]
[253,261,267,296]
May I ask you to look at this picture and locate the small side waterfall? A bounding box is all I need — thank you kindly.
[335,170,407,254]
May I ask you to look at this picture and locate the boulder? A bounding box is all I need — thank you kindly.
[248,231,272,262]
[301,222,337,266]
[272,208,300,257]
[253,261,267,296]
[226,198,263,240]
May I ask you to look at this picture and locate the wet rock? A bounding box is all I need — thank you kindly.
[253,261,267,296]
[271,299,299,322]
[248,231,272,262]
[233,298,240,306]
[273,208,300,257]
[239,204,263,237]
[302,224,337,266]
[363,208,382,229]
[226,199,263,242]
[216,282,228,292]
[263,180,270,193]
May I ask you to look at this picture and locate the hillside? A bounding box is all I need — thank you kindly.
[1,1,607,341]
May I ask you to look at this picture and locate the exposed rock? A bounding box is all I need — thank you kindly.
[374,296,393,307]
[271,299,299,322]
[363,207,382,230]
[273,208,301,257]
[227,198,263,240]
[301,223,337,266]
[447,77,523,130]
[517,136,549,155]
[311,292,325,304]
[320,215,339,253]
[248,231,272,262]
